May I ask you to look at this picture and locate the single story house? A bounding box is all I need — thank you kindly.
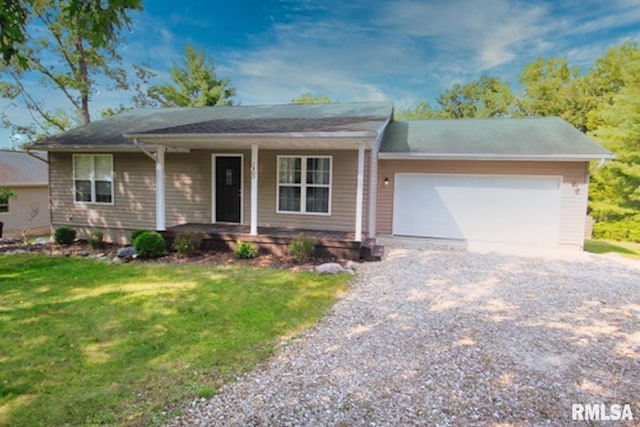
[0,150,51,237]
[27,102,613,253]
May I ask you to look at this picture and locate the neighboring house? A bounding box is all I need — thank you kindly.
[0,150,51,237]
[27,102,613,250]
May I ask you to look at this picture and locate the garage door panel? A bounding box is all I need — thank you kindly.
[393,174,561,245]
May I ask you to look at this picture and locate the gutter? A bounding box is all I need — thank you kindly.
[378,152,616,162]
[123,131,377,140]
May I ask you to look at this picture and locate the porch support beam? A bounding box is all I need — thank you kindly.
[155,145,166,231]
[250,144,259,236]
[354,143,365,242]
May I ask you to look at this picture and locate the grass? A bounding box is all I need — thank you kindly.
[0,255,350,426]
[584,239,640,258]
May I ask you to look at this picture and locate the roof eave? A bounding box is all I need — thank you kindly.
[378,152,616,161]
[123,131,377,140]
[24,144,140,153]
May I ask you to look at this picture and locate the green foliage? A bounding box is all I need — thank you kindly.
[54,226,76,245]
[88,231,105,249]
[291,92,332,104]
[519,57,583,123]
[592,216,640,243]
[130,229,149,243]
[133,231,166,258]
[173,231,204,256]
[396,101,441,120]
[0,254,349,427]
[289,234,317,263]
[0,0,143,142]
[0,187,15,204]
[437,76,517,118]
[147,44,235,107]
[235,241,258,259]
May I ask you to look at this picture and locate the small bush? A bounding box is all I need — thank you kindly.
[54,227,76,245]
[235,240,258,259]
[130,229,149,244]
[133,231,166,258]
[173,231,203,256]
[289,234,317,263]
[593,216,640,243]
[88,231,106,249]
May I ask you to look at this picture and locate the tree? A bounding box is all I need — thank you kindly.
[518,57,587,128]
[588,55,640,241]
[0,0,142,67]
[395,101,441,120]
[147,44,235,107]
[290,92,332,104]
[0,0,142,141]
[398,76,517,120]
[436,76,517,118]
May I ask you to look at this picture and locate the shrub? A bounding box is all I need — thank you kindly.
[130,229,149,244]
[593,215,640,242]
[288,234,317,263]
[235,240,258,259]
[88,231,106,249]
[173,231,203,256]
[133,231,166,258]
[54,226,76,245]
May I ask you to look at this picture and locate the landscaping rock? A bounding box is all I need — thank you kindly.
[34,237,50,245]
[314,262,345,274]
[117,246,137,258]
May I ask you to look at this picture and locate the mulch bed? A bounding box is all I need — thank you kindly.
[0,238,341,270]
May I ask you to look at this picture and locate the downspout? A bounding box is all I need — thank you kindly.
[354,143,365,242]
[589,158,607,173]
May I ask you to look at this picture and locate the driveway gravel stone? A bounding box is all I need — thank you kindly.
[167,238,640,426]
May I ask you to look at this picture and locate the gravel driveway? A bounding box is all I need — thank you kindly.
[168,238,640,426]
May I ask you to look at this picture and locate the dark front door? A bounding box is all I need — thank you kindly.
[215,156,241,222]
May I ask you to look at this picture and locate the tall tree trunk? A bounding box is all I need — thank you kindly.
[76,37,91,125]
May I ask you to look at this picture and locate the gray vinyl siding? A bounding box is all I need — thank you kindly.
[377,160,590,248]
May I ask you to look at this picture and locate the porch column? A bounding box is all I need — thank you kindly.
[250,144,259,236]
[156,145,166,231]
[354,143,365,242]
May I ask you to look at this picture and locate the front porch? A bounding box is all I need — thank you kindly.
[164,223,383,261]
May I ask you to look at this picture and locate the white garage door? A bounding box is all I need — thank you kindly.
[393,174,562,245]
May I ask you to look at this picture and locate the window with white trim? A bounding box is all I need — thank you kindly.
[277,155,331,214]
[73,154,114,204]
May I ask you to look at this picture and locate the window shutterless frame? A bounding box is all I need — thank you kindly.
[276,155,332,215]
[72,154,114,205]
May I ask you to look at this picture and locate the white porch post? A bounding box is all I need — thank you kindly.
[250,144,259,236]
[156,145,166,231]
[354,143,365,242]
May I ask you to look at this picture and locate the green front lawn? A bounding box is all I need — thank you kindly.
[584,239,640,258]
[0,255,350,426]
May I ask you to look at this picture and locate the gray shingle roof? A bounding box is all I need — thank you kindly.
[29,102,394,149]
[380,118,613,160]
[0,151,48,186]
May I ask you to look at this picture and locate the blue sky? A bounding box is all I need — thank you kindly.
[2,0,640,148]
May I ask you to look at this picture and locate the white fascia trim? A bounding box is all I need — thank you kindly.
[124,131,376,140]
[378,152,616,161]
[35,145,189,153]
